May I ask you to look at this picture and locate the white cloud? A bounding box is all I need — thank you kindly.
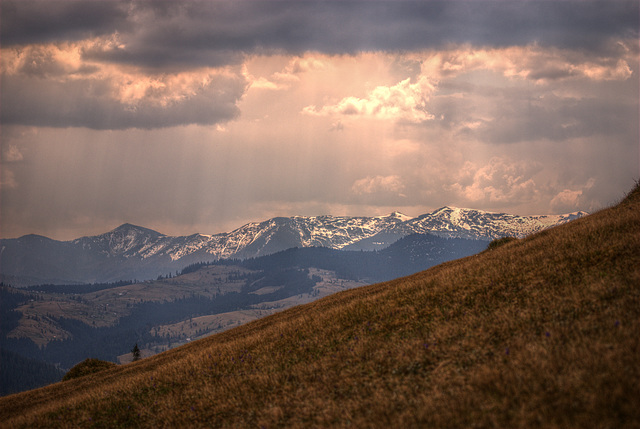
[550,189,584,213]
[550,179,596,213]
[421,45,635,83]
[276,56,326,78]
[448,157,541,205]
[244,55,327,91]
[351,175,405,196]
[576,58,633,81]
[303,76,436,123]
[247,76,282,90]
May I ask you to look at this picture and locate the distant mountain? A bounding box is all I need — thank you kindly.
[0,207,587,285]
[242,233,489,284]
[400,206,586,240]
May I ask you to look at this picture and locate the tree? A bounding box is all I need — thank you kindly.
[131,343,141,362]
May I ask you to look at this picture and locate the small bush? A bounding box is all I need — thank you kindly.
[62,359,117,381]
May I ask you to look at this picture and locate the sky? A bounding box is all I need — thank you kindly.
[1,0,638,240]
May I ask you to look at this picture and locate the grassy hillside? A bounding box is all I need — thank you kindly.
[1,185,638,428]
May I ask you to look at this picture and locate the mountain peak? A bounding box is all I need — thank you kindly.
[432,206,455,213]
[80,223,167,257]
[116,223,138,229]
[109,223,164,237]
[433,206,484,214]
[385,211,413,222]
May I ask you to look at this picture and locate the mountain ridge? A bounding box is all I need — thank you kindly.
[1,207,588,285]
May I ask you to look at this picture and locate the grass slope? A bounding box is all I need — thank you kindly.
[1,186,639,428]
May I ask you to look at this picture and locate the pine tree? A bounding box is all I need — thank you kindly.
[131,343,141,362]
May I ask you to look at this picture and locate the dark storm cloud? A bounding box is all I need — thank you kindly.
[432,76,639,145]
[101,0,640,69]
[3,1,638,70]
[1,0,130,45]
[0,72,247,130]
[2,0,636,130]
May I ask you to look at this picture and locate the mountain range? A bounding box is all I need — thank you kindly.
[0,207,587,286]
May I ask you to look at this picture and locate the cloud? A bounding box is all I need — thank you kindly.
[244,56,326,91]
[418,44,638,144]
[421,44,635,83]
[549,178,597,213]
[550,189,584,213]
[2,145,24,162]
[303,76,435,123]
[246,76,283,91]
[351,175,405,196]
[448,157,542,205]
[1,51,248,129]
[299,43,636,137]
[2,2,636,130]
[467,93,637,145]
[3,1,637,69]
[1,0,130,45]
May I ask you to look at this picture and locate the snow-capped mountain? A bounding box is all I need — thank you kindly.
[73,223,165,257]
[399,206,587,240]
[0,207,587,285]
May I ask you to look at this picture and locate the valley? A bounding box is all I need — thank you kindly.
[5,265,365,357]
[3,233,477,393]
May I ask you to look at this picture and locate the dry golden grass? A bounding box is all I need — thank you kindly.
[1,185,639,428]
[62,359,118,381]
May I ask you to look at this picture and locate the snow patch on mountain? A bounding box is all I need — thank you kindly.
[399,207,589,240]
[127,209,586,260]
[8,208,589,269]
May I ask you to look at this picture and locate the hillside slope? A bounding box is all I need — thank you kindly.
[0,186,638,428]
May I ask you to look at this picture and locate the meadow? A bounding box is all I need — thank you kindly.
[1,185,638,428]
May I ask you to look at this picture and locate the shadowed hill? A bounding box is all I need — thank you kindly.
[1,185,638,428]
